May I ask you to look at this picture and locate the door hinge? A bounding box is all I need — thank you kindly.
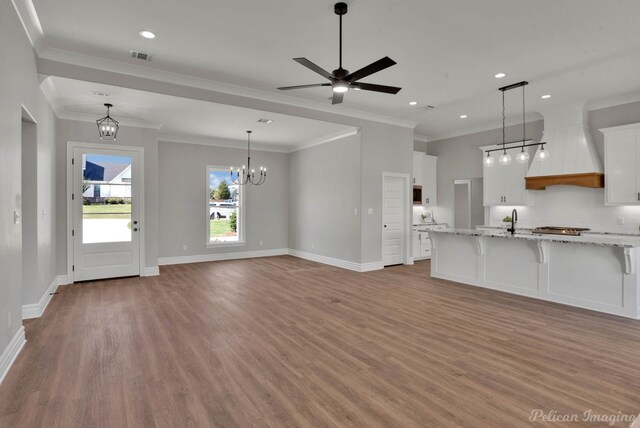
[72,229,74,237]
[72,158,75,165]
[72,193,74,200]
[72,265,75,272]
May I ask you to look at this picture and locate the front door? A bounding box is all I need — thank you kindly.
[72,147,141,281]
[383,175,405,266]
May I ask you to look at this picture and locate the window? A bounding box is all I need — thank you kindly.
[207,166,242,245]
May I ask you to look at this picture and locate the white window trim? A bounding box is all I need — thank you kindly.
[206,165,245,247]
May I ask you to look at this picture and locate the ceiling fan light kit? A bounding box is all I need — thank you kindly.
[278,2,401,104]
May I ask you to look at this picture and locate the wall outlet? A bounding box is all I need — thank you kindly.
[182,244,188,251]
[311,243,315,249]
[7,312,11,329]
[617,217,625,225]
[14,211,20,225]
[354,208,358,215]
[259,240,263,246]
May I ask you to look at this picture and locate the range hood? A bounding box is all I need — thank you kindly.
[526,103,604,190]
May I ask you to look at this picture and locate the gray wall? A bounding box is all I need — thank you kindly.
[424,121,544,226]
[1,2,58,356]
[289,133,362,262]
[158,141,289,259]
[55,119,159,271]
[360,124,414,264]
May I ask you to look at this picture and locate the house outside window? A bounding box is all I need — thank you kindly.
[207,166,243,245]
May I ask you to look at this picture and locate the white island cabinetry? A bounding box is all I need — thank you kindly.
[430,229,640,318]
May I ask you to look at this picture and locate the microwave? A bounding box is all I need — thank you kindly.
[413,186,422,205]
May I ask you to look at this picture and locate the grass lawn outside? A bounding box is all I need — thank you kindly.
[83,204,131,219]
[210,219,237,238]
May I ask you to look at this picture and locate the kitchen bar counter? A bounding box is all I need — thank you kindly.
[429,229,640,318]
[434,228,640,248]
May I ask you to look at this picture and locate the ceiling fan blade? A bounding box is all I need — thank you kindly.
[277,83,331,91]
[345,56,397,82]
[353,82,402,94]
[293,58,333,80]
[332,92,344,105]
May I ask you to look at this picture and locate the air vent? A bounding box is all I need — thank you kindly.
[257,119,273,124]
[129,50,152,61]
[424,105,435,110]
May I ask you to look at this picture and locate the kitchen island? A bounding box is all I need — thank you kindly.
[429,229,640,318]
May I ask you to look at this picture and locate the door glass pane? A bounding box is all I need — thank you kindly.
[82,153,133,243]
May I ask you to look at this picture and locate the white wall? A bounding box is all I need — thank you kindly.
[289,132,362,263]
[55,119,159,271]
[157,140,289,260]
[1,1,58,360]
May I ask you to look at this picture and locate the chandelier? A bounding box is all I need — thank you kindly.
[484,81,549,167]
[96,103,119,141]
[230,131,267,185]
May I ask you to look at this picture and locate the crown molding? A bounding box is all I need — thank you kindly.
[290,127,360,153]
[587,91,640,111]
[57,110,161,130]
[38,48,418,130]
[158,133,289,153]
[11,0,47,54]
[413,134,429,143]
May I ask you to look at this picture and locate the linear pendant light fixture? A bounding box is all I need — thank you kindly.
[230,131,267,186]
[96,103,119,141]
[484,81,549,167]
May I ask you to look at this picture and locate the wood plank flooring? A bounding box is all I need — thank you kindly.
[2,256,640,427]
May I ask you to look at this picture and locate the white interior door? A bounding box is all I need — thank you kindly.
[383,175,406,266]
[72,147,141,281]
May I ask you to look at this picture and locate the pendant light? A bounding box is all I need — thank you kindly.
[515,85,530,164]
[230,131,267,186]
[483,81,549,166]
[497,90,511,166]
[96,103,119,141]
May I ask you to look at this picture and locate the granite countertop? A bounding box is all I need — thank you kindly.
[430,228,640,248]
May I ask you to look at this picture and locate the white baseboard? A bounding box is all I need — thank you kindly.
[288,249,384,273]
[158,248,289,266]
[143,266,160,276]
[57,275,71,286]
[0,326,26,386]
[22,277,59,320]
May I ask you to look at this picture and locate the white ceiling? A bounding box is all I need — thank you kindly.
[42,76,354,151]
[29,0,640,140]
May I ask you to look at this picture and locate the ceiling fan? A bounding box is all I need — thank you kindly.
[277,2,401,105]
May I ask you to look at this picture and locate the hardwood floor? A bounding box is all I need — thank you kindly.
[2,257,640,427]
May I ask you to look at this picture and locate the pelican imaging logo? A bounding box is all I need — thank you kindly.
[529,409,640,426]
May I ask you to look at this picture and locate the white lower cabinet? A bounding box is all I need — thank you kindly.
[413,225,446,260]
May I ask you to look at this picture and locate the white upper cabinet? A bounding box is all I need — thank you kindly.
[422,155,437,206]
[480,146,528,206]
[602,123,640,205]
[413,152,423,186]
[413,152,438,206]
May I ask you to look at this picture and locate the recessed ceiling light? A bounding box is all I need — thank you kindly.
[257,118,273,124]
[541,94,551,99]
[460,115,468,119]
[139,30,156,39]
[409,101,418,106]
[494,73,507,79]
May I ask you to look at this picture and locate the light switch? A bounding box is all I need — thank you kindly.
[368,208,373,215]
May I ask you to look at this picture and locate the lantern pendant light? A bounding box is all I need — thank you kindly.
[96,103,119,141]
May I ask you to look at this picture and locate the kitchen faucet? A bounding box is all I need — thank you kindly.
[507,209,518,235]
